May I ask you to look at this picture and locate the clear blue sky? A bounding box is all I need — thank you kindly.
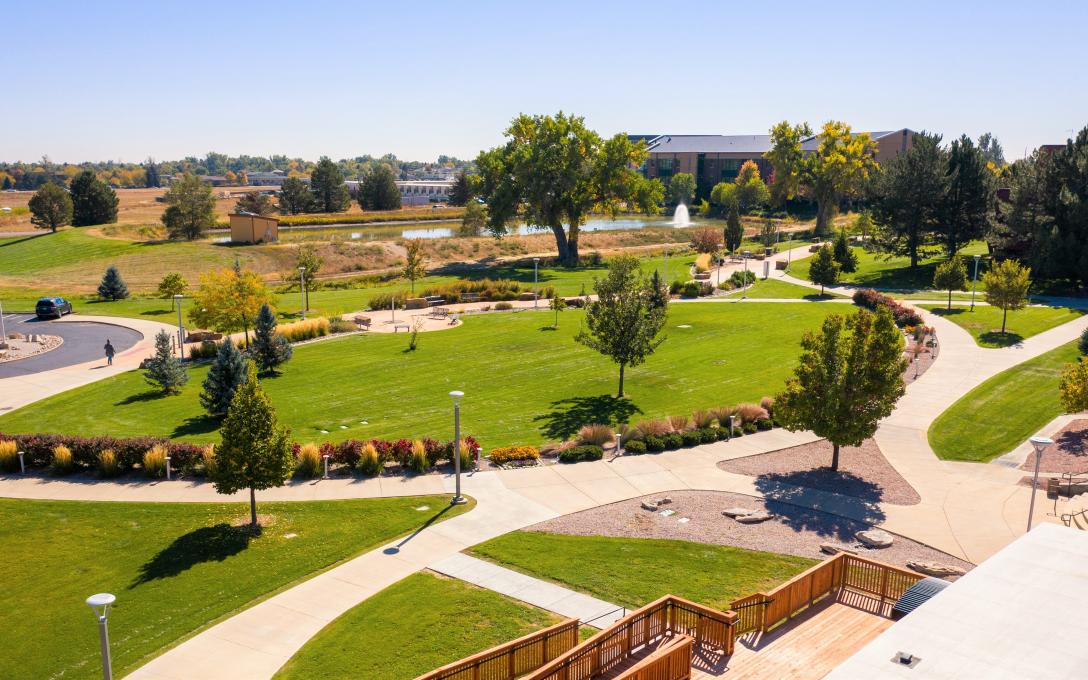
[6,0,1085,163]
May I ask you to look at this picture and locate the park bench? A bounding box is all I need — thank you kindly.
[424,295,444,307]
[429,307,450,319]
[353,315,371,329]
[461,292,481,303]
[393,323,411,333]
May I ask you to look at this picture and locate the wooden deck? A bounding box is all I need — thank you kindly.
[691,594,894,679]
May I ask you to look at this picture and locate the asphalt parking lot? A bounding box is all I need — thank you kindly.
[0,313,142,378]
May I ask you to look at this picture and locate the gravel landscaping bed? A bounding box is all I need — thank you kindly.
[717,438,921,506]
[526,490,972,577]
[1021,419,1088,474]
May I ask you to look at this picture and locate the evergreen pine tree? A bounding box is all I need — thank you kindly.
[809,244,841,295]
[144,330,189,394]
[200,338,249,416]
[97,265,130,300]
[724,201,744,254]
[70,170,119,226]
[833,230,858,272]
[252,303,292,375]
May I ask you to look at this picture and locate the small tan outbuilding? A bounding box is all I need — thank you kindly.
[229,213,279,243]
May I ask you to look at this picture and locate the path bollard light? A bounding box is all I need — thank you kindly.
[449,391,467,505]
[298,266,307,320]
[165,455,172,481]
[971,255,981,311]
[173,295,185,359]
[322,454,330,479]
[86,593,116,680]
[474,446,482,471]
[18,450,25,474]
[728,415,736,441]
[1027,436,1053,532]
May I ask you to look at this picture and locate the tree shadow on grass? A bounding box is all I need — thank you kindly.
[172,414,221,438]
[534,395,642,441]
[927,307,966,317]
[979,331,1024,348]
[131,523,257,586]
[754,470,886,543]
[115,390,169,406]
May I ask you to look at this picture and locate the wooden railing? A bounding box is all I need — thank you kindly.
[729,553,923,634]
[524,596,735,680]
[416,618,580,680]
[613,635,692,680]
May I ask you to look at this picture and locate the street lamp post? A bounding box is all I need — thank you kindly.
[298,266,307,320]
[1026,436,1053,532]
[786,233,793,269]
[173,295,185,359]
[449,391,467,505]
[742,250,751,300]
[715,249,722,288]
[533,257,540,309]
[664,249,669,283]
[0,300,7,344]
[971,255,981,311]
[86,593,116,680]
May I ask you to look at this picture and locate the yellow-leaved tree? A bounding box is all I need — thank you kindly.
[189,264,272,345]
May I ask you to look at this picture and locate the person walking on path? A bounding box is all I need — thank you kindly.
[104,339,115,366]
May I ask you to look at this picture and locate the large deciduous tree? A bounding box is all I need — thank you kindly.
[734,160,770,211]
[402,238,427,293]
[309,157,351,213]
[869,132,947,268]
[775,308,907,471]
[28,182,72,232]
[667,173,696,207]
[189,265,272,341]
[358,164,401,211]
[162,173,216,240]
[1060,358,1088,414]
[70,170,119,226]
[983,259,1031,334]
[212,372,293,528]
[765,121,812,207]
[475,112,662,264]
[576,255,667,397]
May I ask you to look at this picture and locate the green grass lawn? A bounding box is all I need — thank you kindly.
[720,277,844,300]
[470,533,817,611]
[274,571,561,680]
[0,496,470,680]
[920,304,1085,348]
[0,302,839,447]
[789,241,988,291]
[928,341,1080,462]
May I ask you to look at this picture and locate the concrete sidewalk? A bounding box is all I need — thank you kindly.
[430,553,626,628]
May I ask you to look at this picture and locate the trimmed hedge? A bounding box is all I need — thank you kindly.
[623,440,647,454]
[558,445,604,463]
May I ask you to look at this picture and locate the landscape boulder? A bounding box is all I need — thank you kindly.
[722,507,754,518]
[820,542,858,556]
[856,529,894,548]
[735,510,774,524]
[907,560,966,578]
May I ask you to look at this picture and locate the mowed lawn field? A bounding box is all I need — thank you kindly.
[928,340,1080,462]
[0,496,470,680]
[789,242,989,291]
[274,572,562,680]
[920,304,1085,348]
[470,532,817,611]
[0,302,840,447]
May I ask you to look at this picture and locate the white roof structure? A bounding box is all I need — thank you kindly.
[827,523,1088,680]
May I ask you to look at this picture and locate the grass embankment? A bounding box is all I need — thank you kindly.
[720,277,844,300]
[0,302,837,446]
[928,341,1080,462]
[277,206,465,226]
[274,571,560,680]
[0,496,470,680]
[921,304,1085,348]
[470,533,817,611]
[789,242,988,291]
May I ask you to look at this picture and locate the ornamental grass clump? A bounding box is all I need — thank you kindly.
[735,403,769,424]
[97,449,121,478]
[456,439,474,470]
[408,440,429,474]
[200,444,217,478]
[692,409,715,429]
[636,418,672,438]
[668,415,690,432]
[279,317,330,343]
[577,424,615,447]
[51,444,75,475]
[295,443,322,478]
[711,406,736,427]
[356,443,382,476]
[760,396,775,418]
[143,445,168,478]
[0,440,18,472]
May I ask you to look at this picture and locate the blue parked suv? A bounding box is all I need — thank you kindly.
[35,297,73,319]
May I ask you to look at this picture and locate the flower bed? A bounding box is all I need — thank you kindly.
[852,288,923,327]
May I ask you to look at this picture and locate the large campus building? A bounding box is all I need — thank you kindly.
[639,129,915,196]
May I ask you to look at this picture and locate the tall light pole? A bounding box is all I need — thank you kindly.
[715,249,722,288]
[971,255,981,311]
[533,257,540,309]
[742,250,751,300]
[0,299,7,346]
[786,233,793,269]
[1026,436,1053,532]
[86,593,116,680]
[298,266,307,320]
[664,248,669,283]
[449,391,467,505]
[173,295,185,359]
